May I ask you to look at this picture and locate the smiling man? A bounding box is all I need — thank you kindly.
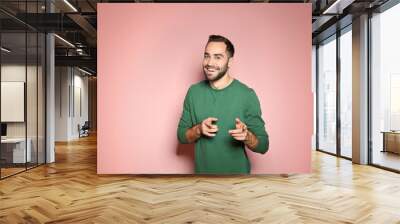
[177,35,269,174]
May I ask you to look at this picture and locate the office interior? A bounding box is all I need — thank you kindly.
[0,0,400,223]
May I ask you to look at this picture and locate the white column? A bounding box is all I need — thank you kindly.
[45,0,55,163]
[352,14,369,164]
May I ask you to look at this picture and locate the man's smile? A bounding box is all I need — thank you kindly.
[205,67,218,72]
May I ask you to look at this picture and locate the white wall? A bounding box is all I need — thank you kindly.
[55,67,89,141]
[55,66,69,141]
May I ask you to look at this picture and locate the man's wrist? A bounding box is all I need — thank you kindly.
[194,124,202,138]
[185,124,202,143]
[243,131,251,143]
[244,131,258,150]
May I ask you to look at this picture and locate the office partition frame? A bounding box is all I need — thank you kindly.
[0,0,48,180]
[315,23,352,161]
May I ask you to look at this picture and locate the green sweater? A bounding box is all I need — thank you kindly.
[177,78,269,174]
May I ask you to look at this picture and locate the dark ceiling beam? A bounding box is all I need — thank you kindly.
[312,0,355,36]
[55,47,97,56]
[312,15,335,33]
[311,0,381,43]
[11,13,83,32]
[312,14,352,44]
[55,56,97,75]
[0,8,38,31]
[8,12,97,46]
[55,55,96,71]
[86,0,97,12]
[67,13,97,39]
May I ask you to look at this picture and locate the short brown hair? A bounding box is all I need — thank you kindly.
[206,35,235,58]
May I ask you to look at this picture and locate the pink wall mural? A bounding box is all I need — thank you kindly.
[97,3,312,174]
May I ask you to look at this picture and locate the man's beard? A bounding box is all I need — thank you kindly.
[203,64,229,82]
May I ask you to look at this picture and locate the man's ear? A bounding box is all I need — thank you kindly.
[228,56,234,68]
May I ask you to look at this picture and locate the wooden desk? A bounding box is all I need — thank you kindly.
[381,131,400,154]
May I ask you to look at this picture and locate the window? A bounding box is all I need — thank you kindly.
[339,27,352,158]
[317,35,337,154]
[370,2,400,171]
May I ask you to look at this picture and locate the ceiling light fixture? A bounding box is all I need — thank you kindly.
[1,47,11,53]
[54,34,75,48]
[63,0,78,12]
[322,0,354,15]
[78,67,93,76]
[323,0,342,14]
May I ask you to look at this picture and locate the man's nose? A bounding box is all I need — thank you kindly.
[206,59,216,67]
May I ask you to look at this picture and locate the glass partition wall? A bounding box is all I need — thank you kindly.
[0,1,46,179]
[317,35,337,155]
[339,26,352,159]
[316,25,353,159]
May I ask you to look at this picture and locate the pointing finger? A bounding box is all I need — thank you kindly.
[203,132,216,137]
[229,129,244,134]
[209,117,218,122]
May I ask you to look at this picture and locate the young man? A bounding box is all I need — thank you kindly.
[177,35,269,174]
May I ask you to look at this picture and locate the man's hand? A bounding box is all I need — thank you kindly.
[200,117,219,137]
[229,118,260,150]
[228,118,248,141]
[184,117,218,143]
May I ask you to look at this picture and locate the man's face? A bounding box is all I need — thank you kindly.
[203,42,232,82]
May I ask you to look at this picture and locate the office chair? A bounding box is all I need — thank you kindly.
[79,121,90,138]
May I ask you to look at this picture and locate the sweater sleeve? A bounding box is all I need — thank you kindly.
[244,89,269,154]
[177,86,194,144]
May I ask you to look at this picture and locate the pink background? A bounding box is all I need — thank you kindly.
[97,3,312,174]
